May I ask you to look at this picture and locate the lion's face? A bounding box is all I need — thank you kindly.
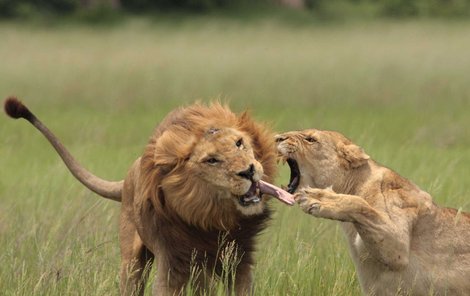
[186,127,265,214]
[276,129,369,192]
[141,103,277,230]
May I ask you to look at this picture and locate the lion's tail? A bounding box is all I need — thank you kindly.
[4,97,123,202]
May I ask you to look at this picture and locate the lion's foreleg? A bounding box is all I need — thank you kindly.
[234,265,253,296]
[152,256,186,296]
[120,219,154,295]
[295,187,411,270]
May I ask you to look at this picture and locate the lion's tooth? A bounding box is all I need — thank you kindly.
[244,195,260,203]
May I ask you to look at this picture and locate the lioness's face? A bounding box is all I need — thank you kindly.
[187,128,265,214]
[275,129,351,192]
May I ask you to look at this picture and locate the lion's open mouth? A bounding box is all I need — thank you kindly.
[238,182,261,207]
[286,158,300,194]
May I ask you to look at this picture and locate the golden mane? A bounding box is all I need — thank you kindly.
[140,102,277,230]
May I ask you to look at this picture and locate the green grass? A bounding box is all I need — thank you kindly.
[1,17,469,295]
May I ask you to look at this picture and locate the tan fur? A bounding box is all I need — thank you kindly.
[276,129,470,296]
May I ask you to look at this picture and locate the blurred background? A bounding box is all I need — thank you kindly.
[2,0,470,18]
[1,1,469,295]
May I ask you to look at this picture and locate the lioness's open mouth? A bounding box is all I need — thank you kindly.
[238,180,295,207]
[286,158,300,194]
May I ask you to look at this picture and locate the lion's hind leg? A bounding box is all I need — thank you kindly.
[120,225,154,296]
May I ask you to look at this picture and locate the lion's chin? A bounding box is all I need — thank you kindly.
[234,199,265,216]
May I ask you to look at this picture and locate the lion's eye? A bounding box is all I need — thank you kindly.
[305,136,318,143]
[205,158,219,164]
[236,138,243,148]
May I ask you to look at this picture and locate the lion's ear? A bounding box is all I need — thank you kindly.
[339,143,370,169]
[154,129,195,172]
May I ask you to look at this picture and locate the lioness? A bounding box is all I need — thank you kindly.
[276,129,470,295]
[5,97,294,296]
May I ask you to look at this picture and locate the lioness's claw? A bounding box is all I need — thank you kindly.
[307,203,320,214]
[293,193,303,202]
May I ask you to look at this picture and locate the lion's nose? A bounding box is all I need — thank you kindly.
[237,164,255,180]
[275,135,287,143]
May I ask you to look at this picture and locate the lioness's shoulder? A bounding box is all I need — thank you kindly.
[375,166,433,211]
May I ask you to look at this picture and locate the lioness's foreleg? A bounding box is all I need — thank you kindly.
[295,187,411,270]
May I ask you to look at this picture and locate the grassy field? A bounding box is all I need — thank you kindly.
[1,17,469,295]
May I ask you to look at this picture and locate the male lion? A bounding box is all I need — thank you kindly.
[4,97,294,296]
[276,129,470,295]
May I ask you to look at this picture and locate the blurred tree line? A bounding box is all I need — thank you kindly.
[1,0,469,18]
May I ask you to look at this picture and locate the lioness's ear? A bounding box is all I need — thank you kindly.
[339,143,370,169]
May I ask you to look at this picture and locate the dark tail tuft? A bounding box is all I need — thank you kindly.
[4,97,34,121]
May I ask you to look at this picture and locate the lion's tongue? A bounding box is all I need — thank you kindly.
[259,180,295,206]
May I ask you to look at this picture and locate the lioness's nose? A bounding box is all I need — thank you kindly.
[237,164,255,180]
[275,135,287,143]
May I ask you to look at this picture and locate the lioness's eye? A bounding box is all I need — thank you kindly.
[205,158,219,164]
[236,138,243,148]
[305,136,318,143]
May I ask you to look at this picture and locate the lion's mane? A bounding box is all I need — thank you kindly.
[136,103,277,289]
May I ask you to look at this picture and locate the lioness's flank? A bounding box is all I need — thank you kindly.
[276,129,470,296]
[5,97,294,296]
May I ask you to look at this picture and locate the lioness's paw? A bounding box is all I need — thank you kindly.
[294,187,332,202]
[300,199,321,215]
[294,188,322,215]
